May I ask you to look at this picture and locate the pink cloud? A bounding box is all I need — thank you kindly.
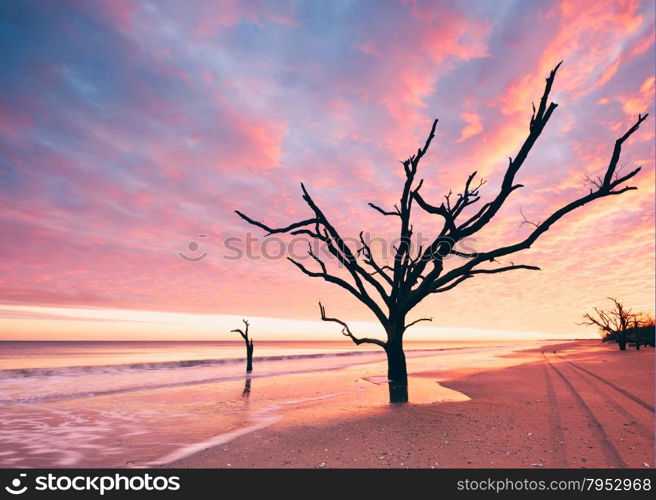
[347,3,491,155]
[190,0,298,37]
[619,76,655,115]
[457,112,484,142]
[496,0,647,114]
[627,27,655,58]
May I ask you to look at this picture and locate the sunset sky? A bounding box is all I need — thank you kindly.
[0,0,654,341]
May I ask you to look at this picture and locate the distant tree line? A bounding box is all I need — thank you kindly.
[581,298,655,351]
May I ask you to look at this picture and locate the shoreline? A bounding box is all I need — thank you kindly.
[168,341,655,468]
[4,339,541,467]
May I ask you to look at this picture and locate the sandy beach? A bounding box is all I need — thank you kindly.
[0,339,542,467]
[169,341,654,469]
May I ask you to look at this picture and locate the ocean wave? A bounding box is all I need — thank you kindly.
[0,349,387,380]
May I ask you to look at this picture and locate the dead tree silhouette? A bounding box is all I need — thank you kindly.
[236,62,648,403]
[231,319,254,372]
[581,298,644,351]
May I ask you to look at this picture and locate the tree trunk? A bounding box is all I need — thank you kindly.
[618,331,627,351]
[385,327,408,404]
[246,339,253,372]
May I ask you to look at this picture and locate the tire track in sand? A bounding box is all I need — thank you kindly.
[542,360,568,466]
[553,350,654,413]
[550,348,654,467]
[541,349,625,467]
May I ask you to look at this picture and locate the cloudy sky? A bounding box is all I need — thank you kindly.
[0,0,653,340]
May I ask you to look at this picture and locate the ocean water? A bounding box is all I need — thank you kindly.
[0,340,553,467]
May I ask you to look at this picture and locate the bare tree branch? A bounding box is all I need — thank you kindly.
[230,318,250,341]
[405,111,648,312]
[468,264,541,275]
[299,184,391,305]
[431,275,471,294]
[319,302,386,348]
[358,232,394,286]
[234,211,317,236]
[405,317,433,330]
[519,207,539,229]
[368,202,401,217]
[457,62,564,238]
[603,114,648,186]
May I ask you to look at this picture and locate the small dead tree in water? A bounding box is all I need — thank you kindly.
[231,319,254,372]
[236,62,648,403]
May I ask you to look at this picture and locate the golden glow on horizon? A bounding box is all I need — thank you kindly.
[0,304,599,341]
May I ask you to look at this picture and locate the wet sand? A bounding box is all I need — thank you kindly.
[1,341,521,467]
[170,341,655,468]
